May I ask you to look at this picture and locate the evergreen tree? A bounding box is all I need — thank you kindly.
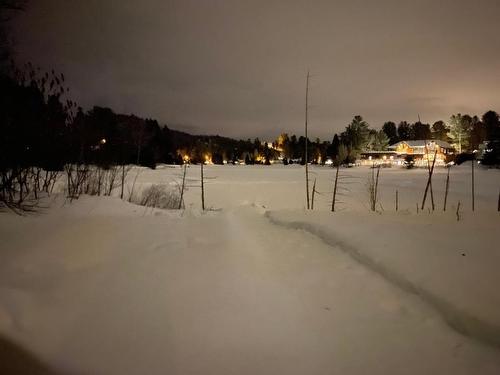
[337,143,349,165]
[411,122,431,140]
[263,142,271,165]
[328,134,340,158]
[482,110,500,141]
[341,115,370,152]
[431,121,449,141]
[382,121,398,144]
[373,130,389,150]
[277,133,292,159]
[397,121,411,141]
[469,116,486,150]
[482,141,500,165]
[290,134,298,159]
[366,130,389,151]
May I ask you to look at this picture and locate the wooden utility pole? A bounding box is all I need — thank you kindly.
[305,71,310,209]
[395,190,398,211]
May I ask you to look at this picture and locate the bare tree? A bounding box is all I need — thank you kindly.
[331,162,340,212]
[368,164,381,211]
[65,164,90,200]
[0,167,40,214]
[424,145,435,210]
[374,165,380,209]
[443,166,450,211]
[311,178,317,210]
[304,71,311,209]
[120,165,132,199]
[471,153,475,211]
[127,168,142,203]
[104,166,120,196]
[497,188,500,212]
[41,170,59,194]
[178,164,187,209]
[421,150,437,210]
[200,163,205,210]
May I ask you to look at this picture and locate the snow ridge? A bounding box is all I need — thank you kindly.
[264,211,500,349]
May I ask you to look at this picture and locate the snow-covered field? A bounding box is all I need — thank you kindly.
[132,162,500,212]
[1,163,499,374]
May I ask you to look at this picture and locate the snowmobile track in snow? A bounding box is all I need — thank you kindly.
[264,211,500,349]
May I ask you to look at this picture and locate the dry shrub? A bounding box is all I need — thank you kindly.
[67,165,121,198]
[132,184,182,209]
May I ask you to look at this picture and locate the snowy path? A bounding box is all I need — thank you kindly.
[0,199,499,374]
[266,209,500,349]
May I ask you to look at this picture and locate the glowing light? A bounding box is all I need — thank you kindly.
[100,138,107,145]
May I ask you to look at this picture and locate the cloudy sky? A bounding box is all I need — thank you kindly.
[12,0,500,139]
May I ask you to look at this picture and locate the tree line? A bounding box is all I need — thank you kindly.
[0,66,282,170]
[2,62,500,175]
[317,114,500,165]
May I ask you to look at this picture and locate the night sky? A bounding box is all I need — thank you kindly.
[12,0,500,139]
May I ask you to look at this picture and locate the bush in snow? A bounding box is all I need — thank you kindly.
[132,184,182,210]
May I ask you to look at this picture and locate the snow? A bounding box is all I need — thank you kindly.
[267,210,500,346]
[126,162,499,212]
[1,163,499,374]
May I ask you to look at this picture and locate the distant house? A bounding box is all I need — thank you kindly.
[359,150,398,166]
[388,140,454,166]
[359,140,454,167]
